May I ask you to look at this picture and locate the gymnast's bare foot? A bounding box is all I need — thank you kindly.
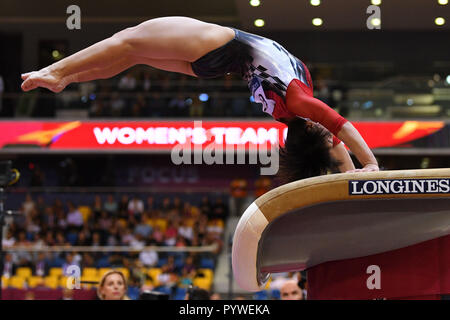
[21,67,69,93]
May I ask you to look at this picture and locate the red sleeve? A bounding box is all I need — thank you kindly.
[285,79,348,136]
[332,136,342,147]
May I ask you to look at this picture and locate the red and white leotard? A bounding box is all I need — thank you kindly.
[191,28,348,146]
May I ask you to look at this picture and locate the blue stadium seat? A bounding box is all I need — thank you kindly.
[157,257,168,268]
[49,257,65,268]
[66,232,78,245]
[253,290,268,300]
[174,287,187,300]
[154,286,172,297]
[199,258,215,269]
[271,289,281,300]
[127,286,140,300]
[96,256,111,268]
[174,257,185,270]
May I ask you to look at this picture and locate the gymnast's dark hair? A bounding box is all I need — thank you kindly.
[277,118,341,184]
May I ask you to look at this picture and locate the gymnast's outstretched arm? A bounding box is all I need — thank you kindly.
[330,141,356,172]
[285,81,379,173]
[336,122,379,172]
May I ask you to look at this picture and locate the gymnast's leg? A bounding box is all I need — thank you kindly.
[21,16,235,92]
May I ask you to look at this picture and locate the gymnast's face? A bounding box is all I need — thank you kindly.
[99,273,126,300]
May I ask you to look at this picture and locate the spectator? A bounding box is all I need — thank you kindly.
[56,210,68,230]
[98,210,113,232]
[150,225,164,245]
[61,288,75,300]
[103,194,118,215]
[92,195,103,220]
[172,197,183,211]
[164,220,178,246]
[22,193,36,218]
[33,252,49,277]
[203,231,223,256]
[26,212,41,234]
[66,202,84,232]
[296,271,308,299]
[16,230,31,246]
[89,98,107,117]
[120,228,136,246]
[280,279,304,300]
[91,232,103,247]
[269,272,290,290]
[199,196,212,217]
[80,253,96,269]
[230,178,248,216]
[193,214,208,243]
[118,195,130,218]
[139,244,159,268]
[118,71,137,91]
[185,286,211,300]
[52,198,64,214]
[175,235,187,247]
[44,231,55,246]
[189,95,204,117]
[24,292,36,300]
[128,195,144,220]
[210,292,222,300]
[75,230,91,246]
[148,92,166,117]
[181,255,196,277]
[134,218,153,238]
[97,270,129,300]
[106,225,120,246]
[161,197,172,215]
[131,93,147,117]
[178,219,193,244]
[110,92,125,117]
[62,253,80,276]
[35,196,46,217]
[140,70,152,92]
[31,232,46,249]
[254,176,272,198]
[54,231,70,246]
[130,233,146,249]
[158,256,178,287]
[210,197,228,220]
[146,196,155,212]
[168,92,188,117]
[3,230,16,247]
[2,253,16,278]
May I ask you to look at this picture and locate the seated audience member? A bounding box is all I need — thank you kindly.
[97,270,130,300]
[280,279,304,300]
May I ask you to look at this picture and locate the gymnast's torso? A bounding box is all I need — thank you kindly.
[191,28,313,118]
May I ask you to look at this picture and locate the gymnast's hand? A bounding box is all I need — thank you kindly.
[346,163,379,173]
[21,67,69,93]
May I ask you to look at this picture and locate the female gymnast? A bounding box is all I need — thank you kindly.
[20,16,379,182]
